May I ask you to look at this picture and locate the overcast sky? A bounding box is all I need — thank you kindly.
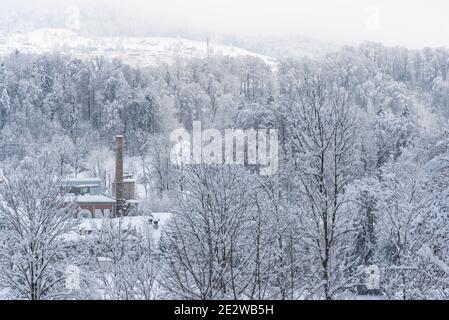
[3,0,449,48]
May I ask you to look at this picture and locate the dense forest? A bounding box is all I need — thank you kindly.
[2,42,449,299]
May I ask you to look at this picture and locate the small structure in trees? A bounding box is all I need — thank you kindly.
[63,135,139,218]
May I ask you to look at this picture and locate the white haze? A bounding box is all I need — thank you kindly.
[1,0,449,49]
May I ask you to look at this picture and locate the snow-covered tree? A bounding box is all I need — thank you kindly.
[0,158,78,300]
[283,76,358,299]
[88,218,160,299]
[160,165,255,299]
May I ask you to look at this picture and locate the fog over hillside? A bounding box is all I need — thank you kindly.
[1,1,339,59]
[3,1,449,51]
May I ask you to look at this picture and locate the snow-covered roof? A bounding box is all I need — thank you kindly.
[76,195,116,204]
[62,213,172,244]
[73,184,101,188]
[152,212,172,224]
[65,177,102,183]
[78,213,170,229]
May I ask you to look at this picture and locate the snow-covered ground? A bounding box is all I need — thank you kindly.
[0,28,277,68]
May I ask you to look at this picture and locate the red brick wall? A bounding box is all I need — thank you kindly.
[77,203,115,217]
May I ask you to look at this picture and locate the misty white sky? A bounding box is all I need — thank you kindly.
[3,0,449,48]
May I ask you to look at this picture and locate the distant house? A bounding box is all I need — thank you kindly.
[63,136,139,218]
[62,178,103,195]
[112,173,136,200]
[75,195,116,218]
[63,178,116,218]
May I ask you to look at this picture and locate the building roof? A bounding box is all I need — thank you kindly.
[73,184,101,188]
[76,195,116,204]
[60,213,173,245]
[65,177,102,183]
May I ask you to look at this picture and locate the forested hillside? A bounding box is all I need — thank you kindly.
[2,42,449,299]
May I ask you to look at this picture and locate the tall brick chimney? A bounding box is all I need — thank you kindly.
[115,135,126,217]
